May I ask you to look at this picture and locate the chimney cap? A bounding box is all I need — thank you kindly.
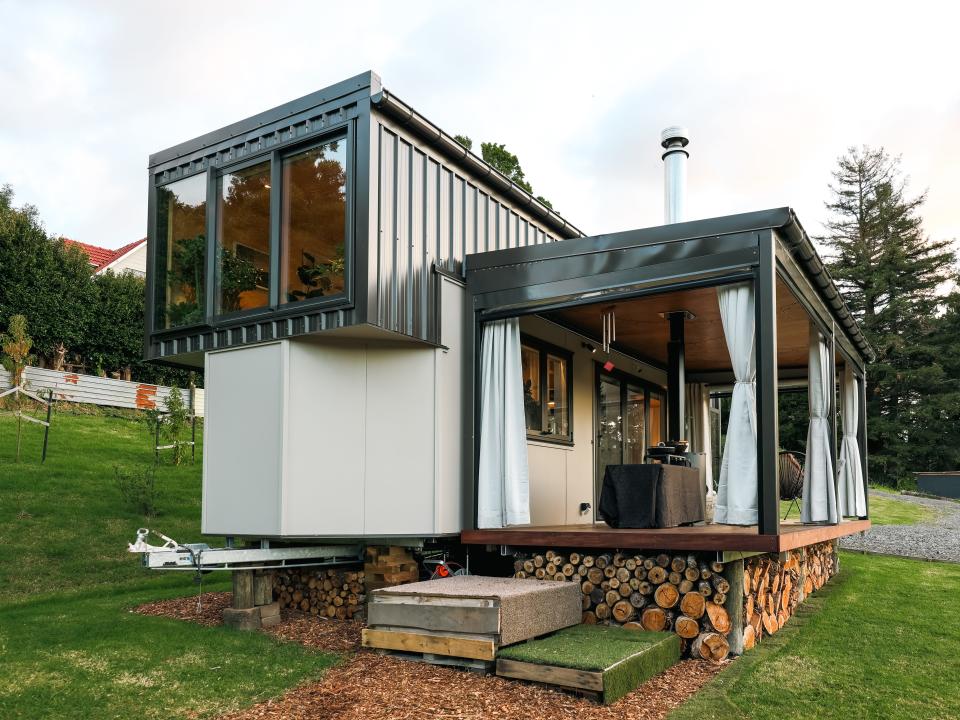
[660,126,690,149]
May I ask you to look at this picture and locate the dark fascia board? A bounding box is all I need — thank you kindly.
[370,88,584,242]
[466,208,793,272]
[148,71,381,168]
[465,207,874,363]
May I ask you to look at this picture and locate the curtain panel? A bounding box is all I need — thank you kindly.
[801,327,839,524]
[714,283,758,525]
[837,365,866,517]
[477,319,530,528]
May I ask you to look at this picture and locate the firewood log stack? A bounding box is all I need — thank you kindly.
[741,540,837,650]
[513,550,731,661]
[273,567,366,620]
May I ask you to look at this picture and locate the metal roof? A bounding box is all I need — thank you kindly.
[465,207,874,362]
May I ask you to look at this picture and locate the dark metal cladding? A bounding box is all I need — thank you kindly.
[144,72,582,366]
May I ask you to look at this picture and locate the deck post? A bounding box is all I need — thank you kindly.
[755,232,779,535]
[723,558,745,654]
[858,369,869,518]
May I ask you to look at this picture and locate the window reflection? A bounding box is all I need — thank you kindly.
[546,354,569,437]
[521,345,541,431]
[155,174,207,329]
[216,161,271,314]
[281,139,347,304]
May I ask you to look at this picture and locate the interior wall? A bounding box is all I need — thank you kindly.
[519,316,668,526]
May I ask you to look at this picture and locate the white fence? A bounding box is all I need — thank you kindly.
[0,366,205,416]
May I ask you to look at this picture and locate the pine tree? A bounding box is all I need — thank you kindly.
[819,146,956,485]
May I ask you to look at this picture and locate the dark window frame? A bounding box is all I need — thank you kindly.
[520,333,574,445]
[149,122,354,336]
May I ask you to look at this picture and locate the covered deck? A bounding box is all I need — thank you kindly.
[461,208,874,550]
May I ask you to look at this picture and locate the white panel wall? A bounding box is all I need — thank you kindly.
[436,278,465,533]
[203,343,283,536]
[284,343,366,536]
[527,443,567,525]
[201,332,463,538]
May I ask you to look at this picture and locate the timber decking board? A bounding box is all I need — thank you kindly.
[461,519,871,552]
[496,658,604,692]
[361,628,497,661]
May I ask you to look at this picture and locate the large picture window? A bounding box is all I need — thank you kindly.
[155,174,207,329]
[215,160,272,315]
[521,336,572,442]
[281,138,347,303]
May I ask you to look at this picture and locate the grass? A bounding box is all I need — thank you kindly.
[0,410,339,719]
[498,625,680,704]
[780,492,937,526]
[670,552,960,720]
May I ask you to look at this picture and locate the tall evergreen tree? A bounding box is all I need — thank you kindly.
[819,146,956,485]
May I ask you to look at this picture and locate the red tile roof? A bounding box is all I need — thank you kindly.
[62,237,146,272]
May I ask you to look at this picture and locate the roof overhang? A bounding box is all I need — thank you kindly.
[465,207,874,364]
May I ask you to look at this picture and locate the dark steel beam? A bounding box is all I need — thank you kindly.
[667,312,686,441]
[829,325,840,523]
[755,231,780,535]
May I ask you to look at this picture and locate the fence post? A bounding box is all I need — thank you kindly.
[41,389,53,463]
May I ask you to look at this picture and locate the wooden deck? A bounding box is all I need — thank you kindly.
[461,519,871,554]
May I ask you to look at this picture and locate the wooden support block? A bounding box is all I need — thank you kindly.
[361,628,496,661]
[223,607,260,630]
[253,571,274,606]
[723,558,745,655]
[232,570,255,609]
[260,613,282,628]
[258,601,280,619]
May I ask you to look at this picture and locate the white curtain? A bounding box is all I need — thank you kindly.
[837,365,866,517]
[801,328,839,524]
[477,319,530,528]
[714,283,758,525]
[685,383,715,499]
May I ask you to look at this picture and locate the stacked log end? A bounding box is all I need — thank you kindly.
[514,550,731,662]
[273,567,366,620]
[742,540,838,650]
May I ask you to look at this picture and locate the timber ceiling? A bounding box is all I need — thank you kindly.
[545,278,811,372]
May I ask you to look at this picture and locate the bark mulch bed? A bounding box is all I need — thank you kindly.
[135,592,726,719]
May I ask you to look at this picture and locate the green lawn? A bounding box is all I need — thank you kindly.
[671,552,960,720]
[780,492,936,526]
[0,410,338,719]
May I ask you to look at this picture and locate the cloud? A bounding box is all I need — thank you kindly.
[0,0,957,249]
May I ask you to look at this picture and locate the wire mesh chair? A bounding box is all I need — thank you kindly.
[778,451,805,520]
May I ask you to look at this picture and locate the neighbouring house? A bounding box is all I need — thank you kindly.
[142,72,872,652]
[64,237,147,277]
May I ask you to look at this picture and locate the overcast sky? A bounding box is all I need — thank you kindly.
[1,1,957,251]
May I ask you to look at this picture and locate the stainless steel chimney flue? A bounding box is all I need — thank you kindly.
[661,126,689,224]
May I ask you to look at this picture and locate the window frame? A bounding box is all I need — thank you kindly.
[148,123,354,336]
[520,333,574,445]
[593,363,667,462]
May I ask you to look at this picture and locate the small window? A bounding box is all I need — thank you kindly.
[155,174,207,329]
[521,337,572,442]
[216,160,271,315]
[281,138,348,304]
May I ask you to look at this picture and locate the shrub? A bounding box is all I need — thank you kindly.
[115,464,159,517]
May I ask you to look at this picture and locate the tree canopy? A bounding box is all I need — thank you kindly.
[454,135,553,209]
[819,146,958,485]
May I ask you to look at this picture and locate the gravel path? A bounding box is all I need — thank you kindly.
[840,490,960,563]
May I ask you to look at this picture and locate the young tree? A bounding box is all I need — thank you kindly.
[1,314,34,462]
[819,146,956,484]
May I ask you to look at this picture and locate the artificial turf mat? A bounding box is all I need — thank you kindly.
[497,625,680,703]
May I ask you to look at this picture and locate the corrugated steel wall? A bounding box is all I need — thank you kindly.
[0,367,203,416]
[373,119,560,339]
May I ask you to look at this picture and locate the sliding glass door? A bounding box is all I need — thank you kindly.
[595,368,666,510]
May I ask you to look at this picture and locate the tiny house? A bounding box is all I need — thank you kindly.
[145,71,871,558]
